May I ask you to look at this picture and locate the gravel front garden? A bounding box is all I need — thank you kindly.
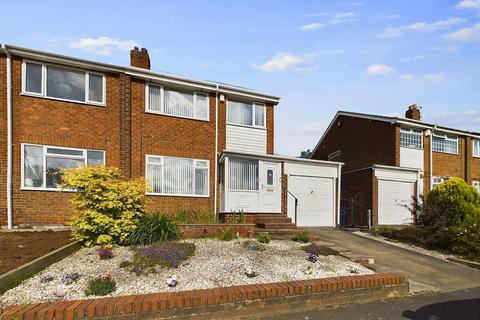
[0,238,374,306]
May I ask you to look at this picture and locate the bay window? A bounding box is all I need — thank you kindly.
[432,133,458,154]
[227,100,265,128]
[146,155,209,196]
[22,61,105,105]
[400,127,423,149]
[22,144,105,190]
[146,84,209,121]
[228,158,259,191]
[474,139,480,157]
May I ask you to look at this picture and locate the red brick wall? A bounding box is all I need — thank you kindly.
[311,115,397,171]
[7,56,123,225]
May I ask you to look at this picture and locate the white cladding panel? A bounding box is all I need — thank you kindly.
[226,125,267,154]
[378,180,414,225]
[284,162,339,178]
[374,167,418,182]
[400,147,424,170]
[288,176,335,227]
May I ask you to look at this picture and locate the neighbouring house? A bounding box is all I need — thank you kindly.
[0,44,342,229]
[310,105,480,227]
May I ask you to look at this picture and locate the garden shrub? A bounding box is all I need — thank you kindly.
[257,232,271,244]
[174,209,195,224]
[218,228,235,241]
[292,231,310,243]
[84,275,116,296]
[132,242,196,269]
[409,177,480,261]
[61,166,148,247]
[242,239,265,251]
[97,247,114,259]
[128,212,179,245]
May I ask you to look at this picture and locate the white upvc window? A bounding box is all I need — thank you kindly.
[432,176,445,188]
[473,139,480,158]
[145,84,209,121]
[328,150,341,161]
[432,133,458,154]
[400,127,423,149]
[227,100,265,128]
[22,144,105,190]
[22,60,106,105]
[228,158,259,191]
[146,155,209,197]
[473,181,480,193]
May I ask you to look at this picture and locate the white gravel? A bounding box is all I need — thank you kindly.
[0,239,373,306]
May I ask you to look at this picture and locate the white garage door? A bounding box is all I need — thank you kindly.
[378,180,413,225]
[288,176,335,227]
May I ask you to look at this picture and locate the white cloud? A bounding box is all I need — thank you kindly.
[445,23,480,42]
[399,74,413,80]
[300,23,326,31]
[380,18,466,38]
[252,53,315,72]
[423,73,446,82]
[366,64,396,75]
[402,54,426,61]
[456,0,480,9]
[302,12,357,31]
[69,36,139,55]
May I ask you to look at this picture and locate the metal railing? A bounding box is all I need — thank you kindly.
[287,190,299,224]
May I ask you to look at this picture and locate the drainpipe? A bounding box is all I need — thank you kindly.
[336,163,342,228]
[213,84,219,219]
[4,45,13,229]
[429,125,436,191]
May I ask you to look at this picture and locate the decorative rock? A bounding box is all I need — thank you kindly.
[166,275,177,287]
[304,266,314,275]
[245,268,258,278]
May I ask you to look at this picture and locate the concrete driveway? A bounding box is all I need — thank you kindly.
[306,228,480,293]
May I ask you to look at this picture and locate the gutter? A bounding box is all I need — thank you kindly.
[3,44,13,229]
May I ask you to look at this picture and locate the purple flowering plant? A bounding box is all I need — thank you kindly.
[97,247,114,260]
[132,242,195,269]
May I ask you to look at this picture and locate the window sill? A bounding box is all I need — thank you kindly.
[400,146,424,150]
[20,187,76,192]
[146,193,210,198]
[145,110,210,122]
[20,92,106,107]
[226,123,266,130]
[432,150,459,155]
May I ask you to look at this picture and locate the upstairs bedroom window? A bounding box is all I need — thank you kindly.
[146,84,209,121]
[146,155,209,197]
[227,100,265,128]
[22,61,105,105]
[474,139,480,158]
[400,127,423,149]
[22,144,105,190]
[432,133,458,154]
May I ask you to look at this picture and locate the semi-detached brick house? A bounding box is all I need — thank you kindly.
[310,105,480,227]
[0,44,343,229]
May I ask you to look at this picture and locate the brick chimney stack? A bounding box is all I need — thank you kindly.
[405,104,421,120]
[130,47,150,69]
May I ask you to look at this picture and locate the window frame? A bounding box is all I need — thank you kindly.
[21,59,106,106]
[432,176,445,188]
[21,143,106,191]
[432,132,459,154]
[473,181,480,193]
[145,155,210,197]
[227,158,260,192]
[400,127,423,150]
[473,139,480,158]
[226,100,266,129]
[144,83,210,122]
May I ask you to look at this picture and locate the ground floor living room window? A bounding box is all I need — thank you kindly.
[22,144,105,190]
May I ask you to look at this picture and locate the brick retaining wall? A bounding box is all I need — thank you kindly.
[0,273,407,320]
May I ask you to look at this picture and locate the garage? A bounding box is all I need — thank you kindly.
[374,165,420,225]
[285,161,342,227]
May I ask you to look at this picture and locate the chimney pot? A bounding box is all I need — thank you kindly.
[130,47,150,69]
[405,104,421,121]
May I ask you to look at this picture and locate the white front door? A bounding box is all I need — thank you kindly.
[259,162,280,212]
